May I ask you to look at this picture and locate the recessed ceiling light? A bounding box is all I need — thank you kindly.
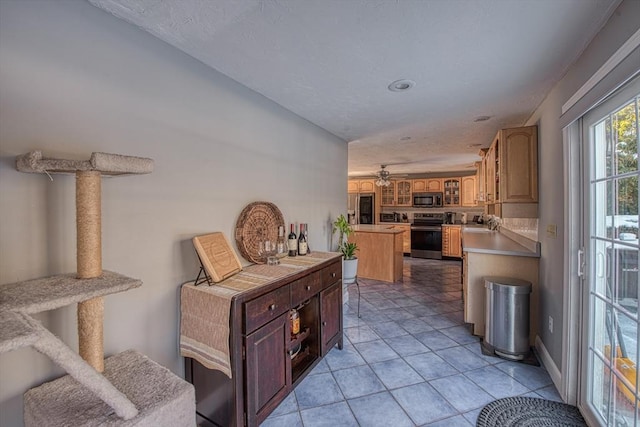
[400,136,411,141]
[467,143,482,147]
[473,116,491,122]
[388,79,415,92]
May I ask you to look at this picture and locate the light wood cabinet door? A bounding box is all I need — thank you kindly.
[348,180,359,193]
[380,182,396,206]
[412,179,427,192]
[442,225,462,258]
[500,126,538,203]
[396,180,412,206]
[443,178,460,206]
[485,142,497,204]
[461,176,477,206]
[359,180,376,193]
[426,179,442,192]
[476,160,485,204]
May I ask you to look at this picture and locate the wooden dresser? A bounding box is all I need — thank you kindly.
[181,253,343,427]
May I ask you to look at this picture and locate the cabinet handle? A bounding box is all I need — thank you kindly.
[305,285,311,291]
[322,321,327,326]
[268,304,276,311]
[331,272,336,278]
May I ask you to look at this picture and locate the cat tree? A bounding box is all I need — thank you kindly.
[0,151,195,425]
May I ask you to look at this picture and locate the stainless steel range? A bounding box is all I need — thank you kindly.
[411,213,444,259]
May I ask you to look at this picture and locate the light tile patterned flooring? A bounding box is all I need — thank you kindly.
[261,258,561,427]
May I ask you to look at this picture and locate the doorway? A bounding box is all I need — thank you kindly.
[579,77,639,426]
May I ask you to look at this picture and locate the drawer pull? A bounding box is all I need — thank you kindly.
[331,272,336,278]
[268,304,276,311]
[305,285,311,291]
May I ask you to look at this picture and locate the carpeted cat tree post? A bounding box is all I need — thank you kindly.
[77,169,105,371]
[0,151,196,426]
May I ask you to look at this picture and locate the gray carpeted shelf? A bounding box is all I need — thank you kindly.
[0,271,142,314]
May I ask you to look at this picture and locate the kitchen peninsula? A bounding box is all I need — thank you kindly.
[350,225,404,282]
[462,227,541,344]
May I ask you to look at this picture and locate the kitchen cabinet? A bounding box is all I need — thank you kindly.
[426,178,443,192]
[412,179,427,192]
[348,179,376,193]
[475,159,485,204]
[412,178,442,193]
[443,178,460,206]
[461,176,477,207]
[359,179,376,193]
[389,224,411,254]
[396,180,412,206]
[442,225,462,258]
[483,125,538,207]
[184,255,343,427]
[380,180,412,206]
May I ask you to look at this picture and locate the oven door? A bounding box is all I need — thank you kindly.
[410,225,443,259]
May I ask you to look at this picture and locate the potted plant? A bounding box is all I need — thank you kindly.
[332,215,358,304]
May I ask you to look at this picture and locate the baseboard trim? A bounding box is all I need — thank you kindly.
[535,335,563,399]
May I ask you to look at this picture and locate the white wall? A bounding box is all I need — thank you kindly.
[527,0,640,367]
[0,1,346,425]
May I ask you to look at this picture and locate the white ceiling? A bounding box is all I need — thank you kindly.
[88,0,619,177]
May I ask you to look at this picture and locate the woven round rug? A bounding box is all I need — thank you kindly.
[476,397,587,426]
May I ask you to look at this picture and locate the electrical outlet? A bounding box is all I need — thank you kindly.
[546,224,557,238]
[548,316,554,333]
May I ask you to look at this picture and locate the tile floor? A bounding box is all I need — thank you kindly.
[261,258,562,427]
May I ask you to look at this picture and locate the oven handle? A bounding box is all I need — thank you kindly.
[410,226,442,231]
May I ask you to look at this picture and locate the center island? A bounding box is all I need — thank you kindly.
[349,225,404,283]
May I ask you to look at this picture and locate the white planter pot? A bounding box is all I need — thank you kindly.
[342,257,358,305]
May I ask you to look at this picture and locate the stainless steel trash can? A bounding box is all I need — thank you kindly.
[484,276,532,360]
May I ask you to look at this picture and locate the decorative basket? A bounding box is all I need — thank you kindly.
[235,201,285,264]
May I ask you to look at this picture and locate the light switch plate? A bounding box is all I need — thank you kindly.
[546,224,557,238]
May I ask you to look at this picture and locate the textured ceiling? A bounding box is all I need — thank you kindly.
[88,0,620,176]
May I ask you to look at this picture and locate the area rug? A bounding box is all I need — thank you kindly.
[477,397,587,426]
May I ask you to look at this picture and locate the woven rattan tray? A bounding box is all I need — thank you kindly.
[192,233,243,282]
[235,202,285,264]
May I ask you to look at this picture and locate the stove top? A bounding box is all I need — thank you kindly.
[412,213,444,225]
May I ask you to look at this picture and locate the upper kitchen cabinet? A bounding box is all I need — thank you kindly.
[381,180,412,206]
[412,178,442,193]
[485,126,538,205]
[396,180,412,206]
[426,178,443,192]
[348,179,376,193]
[443,178,460,206]
[460,176,477,207]
[359,179,376,193]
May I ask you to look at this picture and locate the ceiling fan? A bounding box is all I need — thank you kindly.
[375,165,409,187]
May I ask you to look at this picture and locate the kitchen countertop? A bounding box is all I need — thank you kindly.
[352,224,405,234]
[377,222,411,226]
[462,228,540,258]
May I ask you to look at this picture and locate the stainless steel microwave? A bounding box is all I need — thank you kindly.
[412,192,443,208]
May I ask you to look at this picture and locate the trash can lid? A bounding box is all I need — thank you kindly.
[484,276,532,293]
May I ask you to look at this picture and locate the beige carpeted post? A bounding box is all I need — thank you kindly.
[76,171,104,372]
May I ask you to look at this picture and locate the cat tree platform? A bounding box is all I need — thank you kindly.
[0,271,141,314]
[24,349,195,426]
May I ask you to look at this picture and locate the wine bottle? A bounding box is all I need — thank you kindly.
[303,223,311,254]
[276,226,286,256]
[288,224,297,257]
[298,223,308,256]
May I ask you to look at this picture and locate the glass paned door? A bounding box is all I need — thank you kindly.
[582,81,639,426]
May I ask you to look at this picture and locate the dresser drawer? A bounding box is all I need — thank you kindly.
[244,285,290,333]
[291,272,322,307]
[321,261,342,287]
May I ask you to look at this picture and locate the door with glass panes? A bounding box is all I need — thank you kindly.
[580,77,639,426]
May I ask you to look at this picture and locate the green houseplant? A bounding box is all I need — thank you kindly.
[332,215,358,304]
[332,214,358,259]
